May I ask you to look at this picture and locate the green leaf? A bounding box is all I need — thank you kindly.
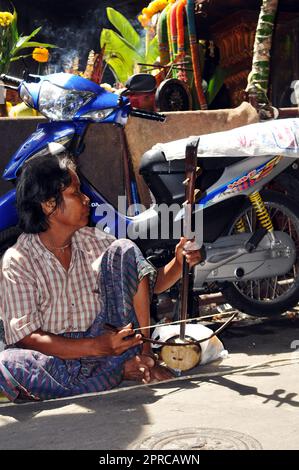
[206,67,227,105]
[18,41,57,49]
[14,27,42,50]
[102,28,143,61]
[10,53,32,62]
[262,14,276,23]
[145,36,159,65]
[100,29,142,67]
[106,7,141,50]
[10,8,19,44]
[105,55,133,84]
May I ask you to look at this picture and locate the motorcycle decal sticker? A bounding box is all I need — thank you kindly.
[227,155,282,192]
[201,156,282,207]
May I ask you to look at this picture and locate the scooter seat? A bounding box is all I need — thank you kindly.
[139,148,247,174]
[198,155,247,170]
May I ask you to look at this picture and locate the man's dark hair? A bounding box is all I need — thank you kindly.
[16,154,76,233]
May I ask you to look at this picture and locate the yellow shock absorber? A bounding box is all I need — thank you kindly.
[235,217,246,233]
[249,191,274,232]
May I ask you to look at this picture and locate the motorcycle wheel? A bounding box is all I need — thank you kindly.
[155,78,192,112]
[0,226,22,257]
[221,190,299,316]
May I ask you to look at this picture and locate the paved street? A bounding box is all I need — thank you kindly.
[0,314,298,450]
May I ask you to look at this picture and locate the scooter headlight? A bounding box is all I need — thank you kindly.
[38,81,95,120]
[80,108,115,121]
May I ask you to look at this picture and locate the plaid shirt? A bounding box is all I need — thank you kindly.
[1,227,115,345]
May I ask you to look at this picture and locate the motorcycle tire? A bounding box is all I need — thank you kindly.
[221,190,299,316]
[0,226,22,258]
[155,78,192,112]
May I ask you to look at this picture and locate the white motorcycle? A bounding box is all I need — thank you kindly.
[140,118,299,317]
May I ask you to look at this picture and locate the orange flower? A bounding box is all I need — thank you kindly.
[32,47,49,63]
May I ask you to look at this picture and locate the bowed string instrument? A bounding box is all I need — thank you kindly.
[105,139,237,371]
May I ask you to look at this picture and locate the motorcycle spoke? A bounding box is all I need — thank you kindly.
[276,278,287,296]
[265,278,271,299]
[270,276,278,299]
[293,263,297,279]
[245,211,254,232]
[250,280,254,298]
[257,281,261,301]
[269,207,279,221]
[280,214,290,232]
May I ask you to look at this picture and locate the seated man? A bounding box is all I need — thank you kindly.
[0,154,200,402]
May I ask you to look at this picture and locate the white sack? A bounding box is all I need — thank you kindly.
[151,323,227,366]
[152,118,299,160]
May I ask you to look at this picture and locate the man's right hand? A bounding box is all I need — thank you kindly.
[93,323,143,356]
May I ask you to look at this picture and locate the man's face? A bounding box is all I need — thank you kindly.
[49,170,90,230]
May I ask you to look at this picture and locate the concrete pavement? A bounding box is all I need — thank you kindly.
[0,314,298,450]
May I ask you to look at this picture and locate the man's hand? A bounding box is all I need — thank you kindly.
[175,237,202,268]
[93,323,143,356]
[154,238,203,294]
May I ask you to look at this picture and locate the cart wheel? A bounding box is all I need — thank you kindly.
[155,78,192,111]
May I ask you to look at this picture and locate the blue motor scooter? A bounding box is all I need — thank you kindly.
[0,71,165,254]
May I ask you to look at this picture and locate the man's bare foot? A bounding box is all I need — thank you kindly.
[141,348,176,382]
[123,355,155,383]
[149,364,176,382]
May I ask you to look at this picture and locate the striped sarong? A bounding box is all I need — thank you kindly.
[0,239,156,402]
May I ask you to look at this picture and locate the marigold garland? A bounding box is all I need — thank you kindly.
[138,0,175,28]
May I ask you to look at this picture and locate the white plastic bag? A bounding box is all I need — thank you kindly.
[152,118,299,161]
[151,323,227,365]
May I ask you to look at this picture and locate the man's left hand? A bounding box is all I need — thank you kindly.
[175,237,202,268]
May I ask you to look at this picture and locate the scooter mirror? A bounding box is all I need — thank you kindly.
[22,70,40,83]
[125,73,156,93]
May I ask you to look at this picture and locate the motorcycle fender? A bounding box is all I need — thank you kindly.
[0,189,18,231]
[3,121,75,181]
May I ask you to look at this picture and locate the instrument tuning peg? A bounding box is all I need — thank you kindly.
[182,177,190,186]
[194,189,201,202]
